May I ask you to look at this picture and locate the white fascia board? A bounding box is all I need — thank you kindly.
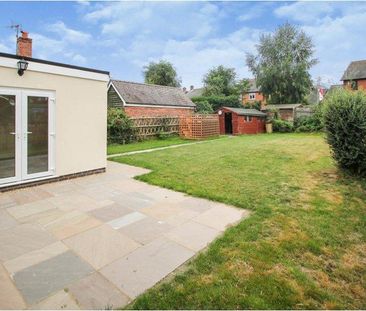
[124,103,195,109]
[109,82,127,106]
[0,56,109,82]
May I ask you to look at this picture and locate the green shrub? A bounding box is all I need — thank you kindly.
[323,89,366,176]
[107,108,135,144]
[191,95,241,112]
[195,100,214,114]
[272,119,294,133]
[243,100,262,111]
[294,105,324,132]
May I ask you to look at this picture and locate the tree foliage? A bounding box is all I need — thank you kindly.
[202,65,249,96]
[246,23,317,105]
[143,60,181,87]
[191,95,241,112]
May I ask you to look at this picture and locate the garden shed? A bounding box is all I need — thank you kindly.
[218,107,266,135]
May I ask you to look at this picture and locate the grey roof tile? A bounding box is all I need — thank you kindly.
[111,80,195,108]
[341,60,366,81]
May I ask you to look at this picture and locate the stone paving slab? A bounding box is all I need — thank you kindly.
[64,225,140,270]
[0,161,249,309]
[100,237,195,298]
[30,290,79,310]
[0,264,26,310]
[0,224,56,262]
[164,221,220,252]
[0,209,18,230]
[4,242,68,276]
[13,251,94,305]
[68,272,130,310]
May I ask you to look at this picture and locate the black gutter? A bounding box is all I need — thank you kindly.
[0,52,109,75]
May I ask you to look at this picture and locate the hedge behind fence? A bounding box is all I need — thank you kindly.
[107,108,180,144]
[323,89,366,176]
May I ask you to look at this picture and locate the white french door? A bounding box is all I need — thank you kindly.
[0,87,55,185]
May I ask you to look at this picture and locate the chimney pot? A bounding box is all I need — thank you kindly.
[17,30,32,58]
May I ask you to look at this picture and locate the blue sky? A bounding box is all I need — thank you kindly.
[0,1,365,87]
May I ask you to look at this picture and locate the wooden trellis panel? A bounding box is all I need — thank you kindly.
[130,116,179,139]
[179,114,220,139]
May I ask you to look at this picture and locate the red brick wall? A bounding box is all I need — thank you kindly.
[279,109,294,122]
[343,79,366,91]
[242,92,265,105]
[358,80,366,90]
[16,32,32,58]
[236,115,265,134]
[218,107,265,135]
[124,106,194,117]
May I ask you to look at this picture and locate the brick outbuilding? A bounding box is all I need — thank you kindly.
[108,80,195,117]
[218,107,266,135]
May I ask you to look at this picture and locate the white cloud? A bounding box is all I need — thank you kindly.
[0,42,11,53]
[274,1,334,22]
[48,21,91,44]
[238,4,267,22]
[29,22,90,64]
[84,2,220,40]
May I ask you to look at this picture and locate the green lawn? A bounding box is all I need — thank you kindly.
[112,133,366,309]
[107,137,193,155]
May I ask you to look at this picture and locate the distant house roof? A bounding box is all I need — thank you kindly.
[329,84,343,92]
[186,88,204,98]
[247,79,260,93]
[262,104,303,110]
[222,107,266,117]
[110,80,195,108]
[341,60,366,81]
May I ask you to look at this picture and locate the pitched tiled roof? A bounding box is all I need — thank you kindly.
[111,80,195,108]
[186,88,204,98]
[247,79,260,92]
[222,107,266,117]
[341,60,366,81]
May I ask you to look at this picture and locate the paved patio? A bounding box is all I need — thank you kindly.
[0,161,249,310]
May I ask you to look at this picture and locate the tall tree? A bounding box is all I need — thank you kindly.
[143,60,181,87]
[246,23,317,105]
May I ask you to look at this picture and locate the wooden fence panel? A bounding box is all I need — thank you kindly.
[131,116,179,139]
[295,107,314,119]
[179,114,220,139]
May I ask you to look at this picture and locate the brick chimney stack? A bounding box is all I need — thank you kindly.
[17,31,32,58]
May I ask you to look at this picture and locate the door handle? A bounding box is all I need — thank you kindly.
[9,132,16,135]
[26,132,32,134]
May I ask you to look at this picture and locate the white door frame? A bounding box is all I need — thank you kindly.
[0,87,55,185]
[0,87,22,185]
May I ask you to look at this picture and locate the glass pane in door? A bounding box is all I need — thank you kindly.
[0,95,16,179]
[27,96,49,175]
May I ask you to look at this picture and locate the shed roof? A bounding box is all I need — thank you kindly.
[262,104,303,110]
[110,80,195,108]
[341,60,366,81]
[222,107,266,117]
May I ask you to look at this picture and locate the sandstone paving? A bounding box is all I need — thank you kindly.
[0,161,249,309]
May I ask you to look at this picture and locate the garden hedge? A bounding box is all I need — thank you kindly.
[323,89,366,176]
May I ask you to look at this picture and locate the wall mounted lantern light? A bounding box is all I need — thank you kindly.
[17,59,28,76]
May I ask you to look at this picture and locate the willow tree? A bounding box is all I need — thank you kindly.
[246,23,317,105]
